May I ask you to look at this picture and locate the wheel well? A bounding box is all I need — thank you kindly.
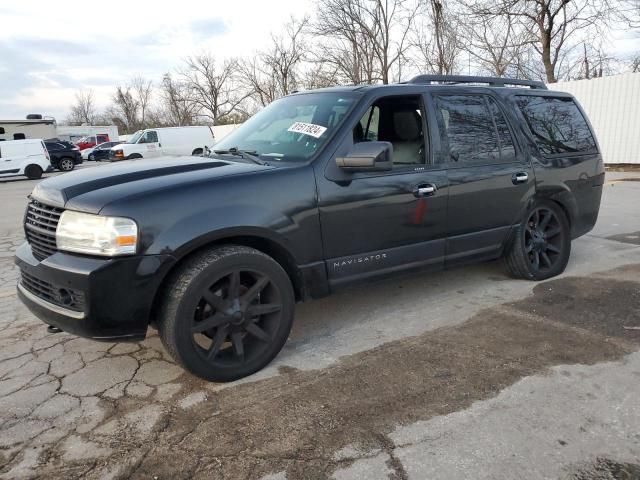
[149,235,303,326]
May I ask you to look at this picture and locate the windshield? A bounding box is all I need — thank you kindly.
[213,92,358,162]
[128,130,144,144]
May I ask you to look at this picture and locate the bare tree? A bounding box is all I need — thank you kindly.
[67,89,97,125]
[181,55,250,125]
[411,0,463,75]
[460,7,534,77]
[159,73,198,126]
[111,86,140,132]
[264,16,309,95]
[240,16,310,108]
[632,53,640,72]
[314,0,416,84]
[130,77,153,128]
[481,0,639,83]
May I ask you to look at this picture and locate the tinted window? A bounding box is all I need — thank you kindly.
[14,133,26,140]
[45,142,62,151]
[0,127,4,134]
[516,96,597,155]
[487,98,516,161]
[435,95,500,164]
[354,96,426,166]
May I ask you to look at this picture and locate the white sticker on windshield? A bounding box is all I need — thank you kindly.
[287,122,327,138]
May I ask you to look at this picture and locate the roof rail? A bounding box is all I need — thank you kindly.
[405,75,547,90]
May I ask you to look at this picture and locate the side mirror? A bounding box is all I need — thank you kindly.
[336,141,393,172]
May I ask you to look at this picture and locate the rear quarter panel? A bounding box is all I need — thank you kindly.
[506,91,605,238]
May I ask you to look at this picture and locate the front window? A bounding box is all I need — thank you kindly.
[128,131,144,144]
[213,92,358,162]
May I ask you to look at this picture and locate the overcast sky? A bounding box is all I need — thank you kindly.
[0,0,637,121]
[0,0,312,120]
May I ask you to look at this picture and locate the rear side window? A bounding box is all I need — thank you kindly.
[435,95,501,164]
[515,96,597,155]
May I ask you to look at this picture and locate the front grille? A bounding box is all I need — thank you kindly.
[24,200,63,261]
[20,271,85,313]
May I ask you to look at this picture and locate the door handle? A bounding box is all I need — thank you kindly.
[413,184,437,197]
[512,172,528,184]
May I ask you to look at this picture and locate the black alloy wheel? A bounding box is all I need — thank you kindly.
[524,206,564,273]
[504,200,571,281]
[158,246,295,382]
[190,269,282,367]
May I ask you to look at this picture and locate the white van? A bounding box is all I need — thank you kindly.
[109,126,215,161]
[0,139,51,180]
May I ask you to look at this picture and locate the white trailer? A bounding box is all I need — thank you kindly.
[0,117,57,142]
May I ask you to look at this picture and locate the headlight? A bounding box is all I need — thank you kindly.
[56,211,138,256]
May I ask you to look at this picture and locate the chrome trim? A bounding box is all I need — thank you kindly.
[18,283,85,319]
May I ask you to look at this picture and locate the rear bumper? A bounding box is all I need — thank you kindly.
[15,242,176,341]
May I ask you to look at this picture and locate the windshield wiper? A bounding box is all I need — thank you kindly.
[213,147,269,166]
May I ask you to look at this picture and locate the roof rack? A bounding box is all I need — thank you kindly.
[405,75,547,90]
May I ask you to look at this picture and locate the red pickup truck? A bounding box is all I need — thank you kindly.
[75,134,110,150]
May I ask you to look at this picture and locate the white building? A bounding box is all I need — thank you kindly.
[550,73,640,165]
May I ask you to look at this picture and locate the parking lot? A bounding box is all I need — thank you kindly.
[0,167,639,479]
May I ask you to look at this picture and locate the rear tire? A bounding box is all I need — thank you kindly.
[24,164,43,180]
[128,154,143,160]
[157,245,295,382]
[504,200,571,281]
[59,158,75,171]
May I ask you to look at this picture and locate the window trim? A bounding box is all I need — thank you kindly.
[513,93,599,159]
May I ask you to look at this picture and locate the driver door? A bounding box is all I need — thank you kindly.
[316,94,449,288]
[138,130,160,158]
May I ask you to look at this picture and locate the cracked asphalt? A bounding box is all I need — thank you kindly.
[0,167,639,479]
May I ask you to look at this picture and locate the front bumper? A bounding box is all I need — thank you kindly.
[15,242,175,341]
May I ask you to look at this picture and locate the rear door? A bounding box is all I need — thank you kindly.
[431,92,535,266]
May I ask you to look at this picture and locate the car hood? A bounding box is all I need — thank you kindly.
[31,156,274,214]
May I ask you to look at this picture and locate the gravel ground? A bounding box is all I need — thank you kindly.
[0,169,638,479]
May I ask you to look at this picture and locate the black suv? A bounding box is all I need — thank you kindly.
[44,141,83,172]
[16,76,604,382]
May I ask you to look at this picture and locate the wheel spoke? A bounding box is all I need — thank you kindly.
[545,227,562,238]
[540,251,552,268]
[202,290,227,311]
[246,303,282,317]
[532,251,540,270]
[246,322,271,342]
[546,243,561,253]
[206,326,229,360]
[228,271,241,299]
[241,276,269,305]
[191,312,228,334]
[231,331,244,358]
[539,210,552,230]
[532,210,540,226]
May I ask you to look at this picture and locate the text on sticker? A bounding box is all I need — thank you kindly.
[287,122,327,139]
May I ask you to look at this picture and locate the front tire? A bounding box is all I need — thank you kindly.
[157,246,295,382]
[58,157,75,171]
[88,154,95,161]
[504,200,571,281]
[24,164,43,180]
